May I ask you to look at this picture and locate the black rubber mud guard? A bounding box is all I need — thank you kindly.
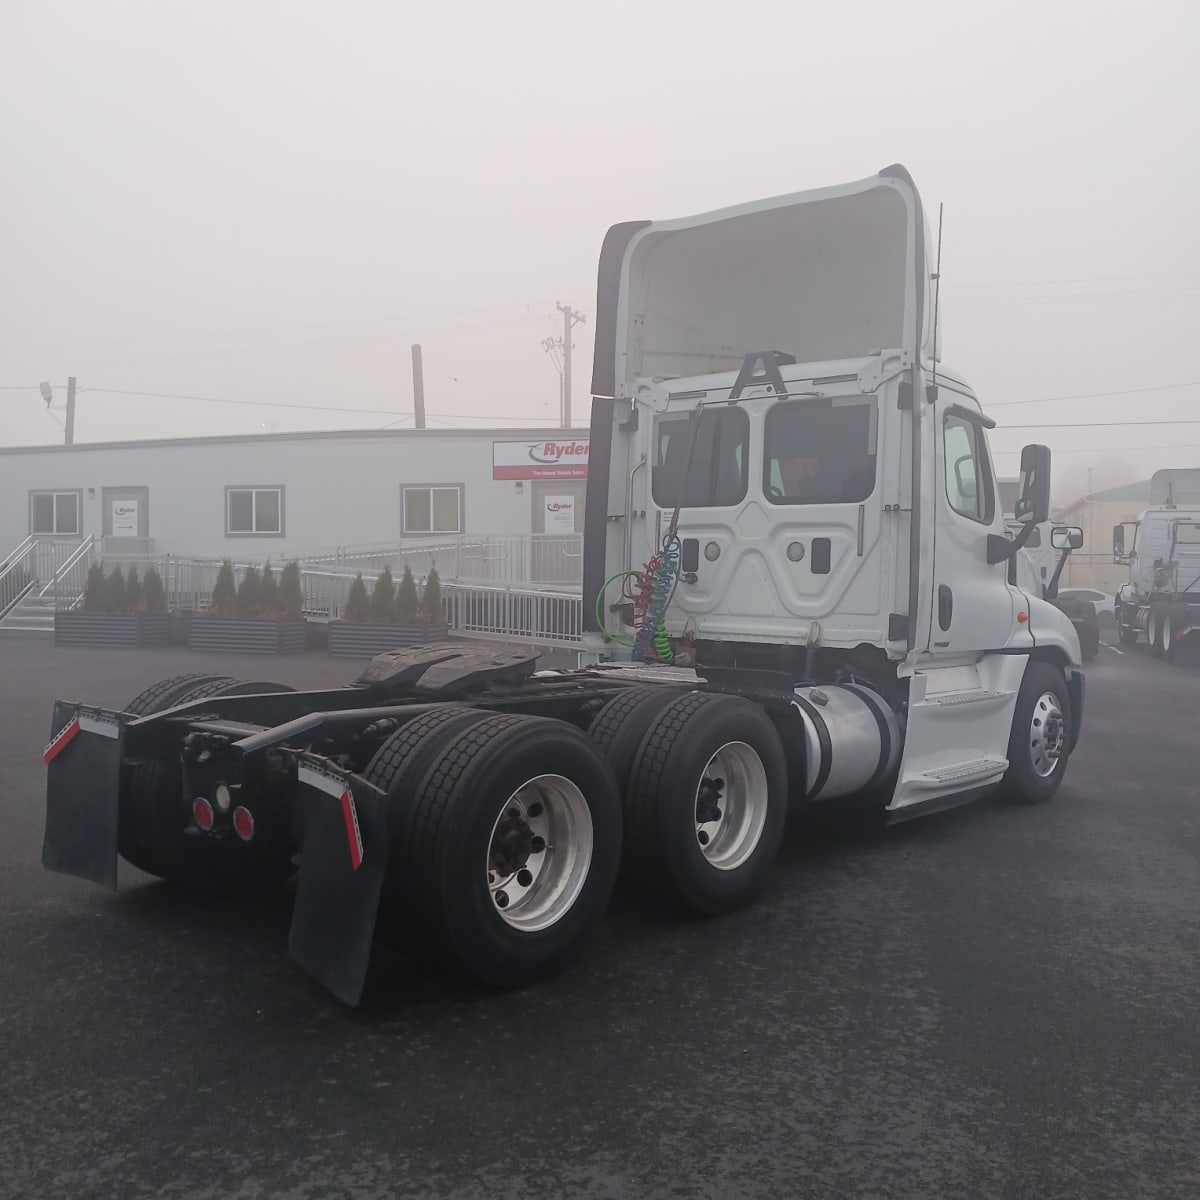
[288,756,389,1007]
[1066,668,1085,753]
[42,703,124,889]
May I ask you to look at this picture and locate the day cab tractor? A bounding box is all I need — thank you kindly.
[42,165,1085,1006]
[1114,468,1200,662]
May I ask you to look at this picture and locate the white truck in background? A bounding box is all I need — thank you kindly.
[1114,468,1200,661]
[42,165,1087,1006]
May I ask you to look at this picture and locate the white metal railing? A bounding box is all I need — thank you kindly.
[46,536,95,609]
[444,582,583,646]
[296,533,583,588]
[1,537,91,617]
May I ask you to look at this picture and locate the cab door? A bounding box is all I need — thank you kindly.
[924,394,1023,657]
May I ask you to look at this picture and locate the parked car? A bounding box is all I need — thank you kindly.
[1058,587,1116,628]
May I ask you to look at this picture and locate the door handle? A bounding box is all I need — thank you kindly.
[938,585,953,631]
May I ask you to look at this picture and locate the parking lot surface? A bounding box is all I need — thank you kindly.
[0,638,1197,1199]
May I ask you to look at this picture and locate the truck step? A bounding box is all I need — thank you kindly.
[920,756,1008,784]
[925,689,1010,707]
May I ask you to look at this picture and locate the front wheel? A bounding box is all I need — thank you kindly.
[998,661,1072,806]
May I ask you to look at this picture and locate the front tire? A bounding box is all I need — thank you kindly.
[998,661,1072,805]
[623,693,788,915]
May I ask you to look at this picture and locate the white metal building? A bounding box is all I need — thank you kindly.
[0,427,591,571]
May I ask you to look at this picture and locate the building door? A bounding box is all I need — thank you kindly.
[101,486,150,554]
[531,481,585,585]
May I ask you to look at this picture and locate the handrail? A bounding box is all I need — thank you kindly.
[41,534,95,602]
[0,536,37,584]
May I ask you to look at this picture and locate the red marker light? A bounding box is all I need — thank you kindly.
[192,797,215,832]
[232,806,255,842]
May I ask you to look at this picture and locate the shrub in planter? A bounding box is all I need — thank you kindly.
[82,562,108,612]
[210,560,237,617]
[279,560,303,617]
[142,566,167,615]
[105,564,128,613]
[259,561,279,615]
[370,567,396,624]
[125,566,143,612]
[344,573,370,623]
[419,565,443,624]
[394,564,419,624]
[236,565,262,617]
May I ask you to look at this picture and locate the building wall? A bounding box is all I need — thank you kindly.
[0,428,590,563]
[1056,497,1151,594]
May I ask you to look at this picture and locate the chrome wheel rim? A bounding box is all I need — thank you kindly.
[486,775,592,931]
[1163,614,1173,652]
[693,741,769,871]
[1029,692,1065,779]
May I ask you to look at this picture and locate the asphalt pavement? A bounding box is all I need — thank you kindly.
[0,637,1197,1199]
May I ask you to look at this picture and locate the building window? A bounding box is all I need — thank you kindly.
[403,486,463,535]
[943,414,995,525]
[226,487,284,536]
[30,490,81,535]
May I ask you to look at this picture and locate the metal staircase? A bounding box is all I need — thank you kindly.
[0,537,93,636]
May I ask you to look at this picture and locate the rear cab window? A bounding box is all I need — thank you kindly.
[763,397,878,504]
[652,408,750,508]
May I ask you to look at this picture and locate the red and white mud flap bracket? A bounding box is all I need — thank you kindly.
[42,701,125,889]
[288,755,389,1007]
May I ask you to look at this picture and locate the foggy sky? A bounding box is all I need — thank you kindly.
[3,0,1198,502]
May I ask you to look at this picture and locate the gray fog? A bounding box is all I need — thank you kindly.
[3,0,1197,501]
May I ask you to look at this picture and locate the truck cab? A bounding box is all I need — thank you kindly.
[585,164,1083,815]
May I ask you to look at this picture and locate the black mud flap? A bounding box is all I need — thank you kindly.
[288,757,389,1007]
[42,703,124,889]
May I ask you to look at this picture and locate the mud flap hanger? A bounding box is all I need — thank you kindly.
[288,754,388,1007]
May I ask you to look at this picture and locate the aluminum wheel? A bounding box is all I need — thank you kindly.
[693,741,769,871]
[1162,614,1173,656]
[1029,692,1065,779]
[486,775,593,932]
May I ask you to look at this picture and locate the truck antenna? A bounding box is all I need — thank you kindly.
[930,202,943,393]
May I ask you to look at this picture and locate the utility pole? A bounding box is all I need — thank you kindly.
[65,376,76,445]
[411,345,426,429]
[554,303,586,428]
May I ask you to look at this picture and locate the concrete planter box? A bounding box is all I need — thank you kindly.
[187,617,308,655]
[54,611,170,649]
[327,622,451,659]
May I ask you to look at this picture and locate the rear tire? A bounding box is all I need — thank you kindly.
[118,677,297,891]
[587,685,688,793]
[1150,607,1165,658]
[998,661,1072,805]
[623,692,788,916]
[1118,606,1138,647]
[385,713,622,987]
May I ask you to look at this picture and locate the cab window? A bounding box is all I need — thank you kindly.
[652,408,749,508]
[944,413,995,524]
[763,398,877,505]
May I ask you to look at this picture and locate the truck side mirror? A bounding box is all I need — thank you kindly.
[1013,444,1051,526]
[1112,524,1125,561]
[1051,525,1083,551]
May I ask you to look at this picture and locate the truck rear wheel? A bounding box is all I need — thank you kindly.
[118,677,297,891]
[1150,607,1166,658]
[381,713,622,987]
[588,685,688,792]
[1162,608,1181,662]
[997,661,1072,805]
[622,693,788,916]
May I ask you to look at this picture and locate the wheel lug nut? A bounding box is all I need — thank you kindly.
[495,890,509,908]
[517,869,533,887]
[697,830,710,845]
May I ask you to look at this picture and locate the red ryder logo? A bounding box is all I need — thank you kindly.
[493,438,589,480]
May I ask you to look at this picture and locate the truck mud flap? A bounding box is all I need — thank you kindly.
[288,758,389,1007]
[42,702,123,889]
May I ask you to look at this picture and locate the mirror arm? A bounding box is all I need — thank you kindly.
[987,521,1034,565]
[1045,548,1071,599]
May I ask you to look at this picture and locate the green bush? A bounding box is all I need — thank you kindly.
[344,573,370,623]
[105,565,128,614]
[419,564,443,623]
[279,561,303,617]
[236,565,261,617]
[124,566,143,612]
[369,567,395,624]
[82,562,107,612]
[210,560,237,617]
[259,560,279,615]
[394,563,420,623]
[142,566,167,615]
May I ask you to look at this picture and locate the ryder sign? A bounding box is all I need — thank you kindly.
[492,438,589,480]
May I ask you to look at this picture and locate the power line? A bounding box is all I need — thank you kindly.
[998,418,1200,430]
[954,270,1200,289]
[989,381,1200,407]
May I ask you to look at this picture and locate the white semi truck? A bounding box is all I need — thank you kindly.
[1114,468,1200,660]
[42,165,1086,1005]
